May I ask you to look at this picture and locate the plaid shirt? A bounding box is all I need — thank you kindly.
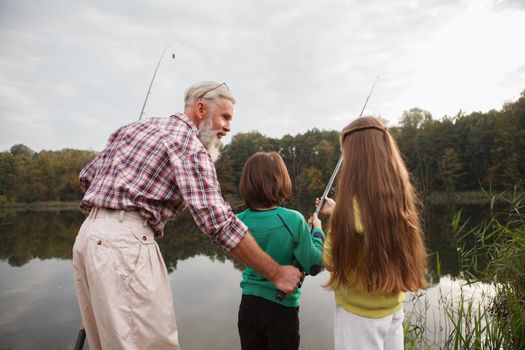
[79,113,247,252]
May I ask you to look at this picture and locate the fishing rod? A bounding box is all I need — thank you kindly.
[312,73,380,219]
[139,45,176,120]
[74,45,176,350]
[74,323,86,350]
[276,73,381,302]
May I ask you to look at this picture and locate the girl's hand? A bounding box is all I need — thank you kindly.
[308,213,322,229]
[315,197,335,216]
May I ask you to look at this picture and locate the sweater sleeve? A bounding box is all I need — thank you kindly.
[292,213,324,276]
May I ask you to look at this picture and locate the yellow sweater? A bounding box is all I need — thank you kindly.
[323,201,404,318]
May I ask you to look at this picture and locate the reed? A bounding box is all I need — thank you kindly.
[404,181,525,349]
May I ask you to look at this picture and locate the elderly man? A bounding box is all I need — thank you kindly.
[73,81,301,350]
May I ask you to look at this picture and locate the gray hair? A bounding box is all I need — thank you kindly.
[184,81,236,108]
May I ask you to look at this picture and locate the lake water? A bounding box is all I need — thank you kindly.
[0,203,492,349]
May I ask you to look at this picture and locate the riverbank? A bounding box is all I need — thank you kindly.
[0,201,79,211]
[0,191,519,211]
[425,190,524,206]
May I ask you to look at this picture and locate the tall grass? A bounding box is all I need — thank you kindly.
[457,182,524,349]
[404,182,525,349]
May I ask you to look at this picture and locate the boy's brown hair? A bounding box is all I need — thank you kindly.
[239,152,292,209]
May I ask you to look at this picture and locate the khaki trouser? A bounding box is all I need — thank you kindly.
[73,208,180,350]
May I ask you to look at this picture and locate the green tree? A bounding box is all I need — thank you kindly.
[439,147,464,195]
[399,108,432,129]
[215,154,237,195]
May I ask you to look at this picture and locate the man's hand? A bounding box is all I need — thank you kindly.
[230,233,301,295]
[270,265,301,295]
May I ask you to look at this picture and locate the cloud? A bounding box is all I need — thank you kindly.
[0,0,524,151]
[492,0,525,11]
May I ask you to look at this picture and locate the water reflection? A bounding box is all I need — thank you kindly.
[0,203,492,349]
[0,210,81,266]
[0,259,79,349]
[0,209,240,272]
[404,275,496,346]
[0,202,491,275]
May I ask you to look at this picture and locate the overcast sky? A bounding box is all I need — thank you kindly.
[1,0,524,152]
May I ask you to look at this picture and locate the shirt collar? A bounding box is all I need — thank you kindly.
[173,112,198,134]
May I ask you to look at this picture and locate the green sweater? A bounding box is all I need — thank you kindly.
[237,207,324,307]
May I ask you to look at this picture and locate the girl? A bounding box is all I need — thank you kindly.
[237,151,324,350]
[315,116,428,350]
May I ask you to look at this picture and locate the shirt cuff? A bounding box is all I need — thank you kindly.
[312,228,325,241]
[212,216,248,252]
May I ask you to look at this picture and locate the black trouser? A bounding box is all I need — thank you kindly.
[238,294,300,350]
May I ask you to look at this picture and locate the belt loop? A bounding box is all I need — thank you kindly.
[93,207,98,219]
[119,210,125,222]
[143,219,148,227]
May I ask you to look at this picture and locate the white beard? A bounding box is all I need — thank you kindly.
[198,116,222,162]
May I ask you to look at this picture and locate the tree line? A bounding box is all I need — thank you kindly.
[1,91,523,205]
[0,145,96,204]
[217,90,525,202]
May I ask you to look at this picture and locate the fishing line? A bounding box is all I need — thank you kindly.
[276,72,382,302]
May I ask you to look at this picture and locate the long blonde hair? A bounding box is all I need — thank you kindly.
[327,116,428,294]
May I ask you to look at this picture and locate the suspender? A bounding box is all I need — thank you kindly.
[276,212,298,248]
